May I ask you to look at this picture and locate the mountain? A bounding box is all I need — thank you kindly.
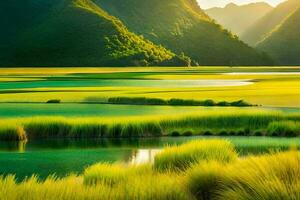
[0,0,185,67]
[257,7,300,65]
[205,3,273,36]
[93,0,273,66]
[241,0,300,46]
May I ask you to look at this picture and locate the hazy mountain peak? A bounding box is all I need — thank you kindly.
[241,0,300,46]
[205,2,273,36]
[225,3,238,8]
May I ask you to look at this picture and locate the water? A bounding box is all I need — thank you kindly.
[1,136,300,181]
[0,103,299,118]
[0,79,252,90]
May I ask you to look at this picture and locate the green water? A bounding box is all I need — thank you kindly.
[1,136,300,181]
[0,103,299,118]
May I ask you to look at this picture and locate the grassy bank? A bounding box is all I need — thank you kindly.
[1,139,300,200]
[0,110,300,141]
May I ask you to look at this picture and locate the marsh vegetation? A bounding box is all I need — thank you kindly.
[1,139,300,200]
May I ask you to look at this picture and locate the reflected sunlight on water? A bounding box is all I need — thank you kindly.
[129,149,161,164]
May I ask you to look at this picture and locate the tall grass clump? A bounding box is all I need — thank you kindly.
[0,172,191,200]
[0,125,26,141]
[185,151,300,200]
[267,121,300,137]
[160,111,285,133]
[185,161,225,200]
[23,119,163,139]
[83,163,191,200]
[218,151,300,200]
[83,163,146,186]
[154,140,237,171]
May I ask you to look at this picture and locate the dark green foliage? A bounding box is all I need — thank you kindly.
[108,97,167,105]
[229,100,252,107]
[254,130,264,136]
[171,131,181,137]
[94,0,273,66]
[183,131,193,137]
[108,97,254,107]
[46,99,61,104]
[237,130,246,136]
[218,131,228,136]
[0,0,181,67]
[203,131,213,136]
[257,7,300,65]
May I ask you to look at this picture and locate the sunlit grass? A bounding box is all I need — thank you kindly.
[1,139,300,200]
[0,110,300,140]
[154,140,237,171]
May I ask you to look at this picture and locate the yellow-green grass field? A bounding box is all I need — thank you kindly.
[0,67,299,107]
[1,139,300,200]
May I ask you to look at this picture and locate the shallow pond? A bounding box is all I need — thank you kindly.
[1,136,300,181]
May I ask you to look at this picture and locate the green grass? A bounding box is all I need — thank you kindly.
[154,140,237,171]
[1,110,300,141]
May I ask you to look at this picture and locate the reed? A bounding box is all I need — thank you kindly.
[267,121,300,137]
[0,110,299,141]
[186,151,300,200]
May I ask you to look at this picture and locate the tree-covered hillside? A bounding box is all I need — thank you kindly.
[0,0,185,67]
[241,0,300,46]
[257,7,300,65]
[206,3,273,36]
[94,0,273,66]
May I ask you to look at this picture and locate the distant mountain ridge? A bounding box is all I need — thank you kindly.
[205,2,273,36]
[257,7,300,65]
[241,0,300,46]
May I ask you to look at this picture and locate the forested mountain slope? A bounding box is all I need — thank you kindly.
[94,0,273,66]
[0,0,183,67]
